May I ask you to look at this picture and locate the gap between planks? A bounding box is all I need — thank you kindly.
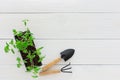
[2,64,120,66]
[2,38,120,40]
[0,12,120,14]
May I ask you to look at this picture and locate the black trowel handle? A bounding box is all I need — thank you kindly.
[42,58,62,71]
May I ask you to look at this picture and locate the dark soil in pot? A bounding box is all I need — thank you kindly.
[14,31,42,70]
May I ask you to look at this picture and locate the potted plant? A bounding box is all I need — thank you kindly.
[4,19,45,78]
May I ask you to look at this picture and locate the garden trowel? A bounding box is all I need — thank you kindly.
[41,49,75,72]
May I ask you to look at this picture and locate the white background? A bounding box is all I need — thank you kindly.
[0,0,120,80]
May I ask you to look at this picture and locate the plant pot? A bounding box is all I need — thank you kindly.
[14,30,42,70]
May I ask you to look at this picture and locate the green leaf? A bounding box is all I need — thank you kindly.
[13,44,16,48]
[9,39,14,45]
[27,53,35,63]
[32,75,38,78]
[23,49,27,53]
[23,60,27,63]
[35,47,44,55]
[16,57,22,68]
[11,49,15,54]
[38,56,45,62]
[17,63,22,68]
[39,47,44,50]
[22,19,29,26]
[33,66,40,73]
[13,29,17,35]
[27,53,31,59]
[4,42,10,53]
[16,41,28,51]
[27,66,33,72]
[9,39,16,48]
[17,31,23,37]
[16,57,21,63]
[29,35,34,41]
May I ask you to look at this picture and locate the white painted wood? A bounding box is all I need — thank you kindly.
[0,0,120,12]
[1,40,120,65]
[1,14,120,39]
[0,65,120,80]
[73,65,120,80]
[0,0,120,79]
[0,65,72,80]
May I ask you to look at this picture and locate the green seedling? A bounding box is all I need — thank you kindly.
[16,57,22,68]
[4,19,45,78]
[22,19,29,26]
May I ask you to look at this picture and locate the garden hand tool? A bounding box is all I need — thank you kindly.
[40,63,72,76]
[42,49,75,72]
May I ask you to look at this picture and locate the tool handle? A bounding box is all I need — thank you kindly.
[39,70,61,76]
[42,58,61,71]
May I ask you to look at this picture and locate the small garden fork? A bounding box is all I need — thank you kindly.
[39,62,72,76]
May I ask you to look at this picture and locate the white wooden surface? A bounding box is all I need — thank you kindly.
[0,0,120,12]
[0,0,120,80]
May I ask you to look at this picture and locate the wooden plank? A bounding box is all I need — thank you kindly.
[0,0,120,12]
[73,65,120,80]
[0,14,120,39]
[1,40,120,65]
[0,65,120,80]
